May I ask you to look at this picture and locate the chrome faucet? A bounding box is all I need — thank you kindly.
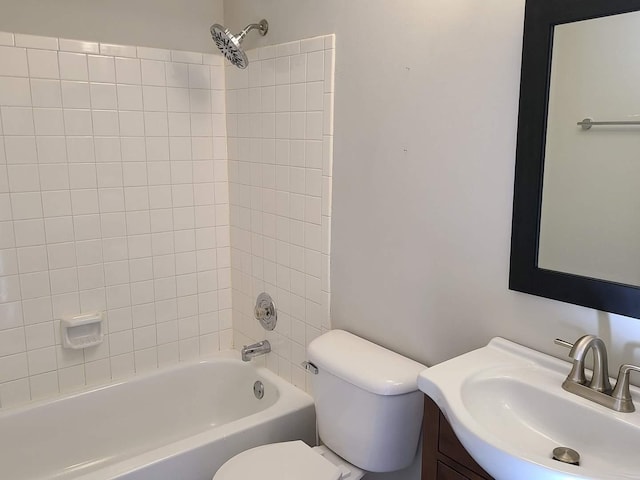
[556,335,640,412]
[563,334,612,393]
[241,340,271,362]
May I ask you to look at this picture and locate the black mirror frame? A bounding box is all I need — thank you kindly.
[509,0,640,319]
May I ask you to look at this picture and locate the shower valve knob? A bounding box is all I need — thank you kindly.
[254,292,277,331]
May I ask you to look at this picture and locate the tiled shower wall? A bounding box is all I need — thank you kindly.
[227,35,335,391]
[0,32,231,407]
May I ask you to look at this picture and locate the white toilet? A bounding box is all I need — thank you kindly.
[213,329,426,480]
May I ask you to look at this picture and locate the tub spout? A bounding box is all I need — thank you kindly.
[241,340,271,361]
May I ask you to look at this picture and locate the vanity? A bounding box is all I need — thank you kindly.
[421,395,492,480]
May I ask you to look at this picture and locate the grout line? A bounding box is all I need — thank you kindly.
[107,55,131,381]
[134,54,159,370]
[163,58,181,362]
[20,48,40,400]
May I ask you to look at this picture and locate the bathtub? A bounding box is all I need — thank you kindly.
[0,351,316,480]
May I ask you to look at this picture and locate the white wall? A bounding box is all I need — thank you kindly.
[0,0,223,52]
[223,0,640,398]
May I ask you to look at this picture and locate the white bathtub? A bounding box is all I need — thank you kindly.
[0,351,316,480]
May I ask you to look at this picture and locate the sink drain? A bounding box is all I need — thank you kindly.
[552,447,580,466]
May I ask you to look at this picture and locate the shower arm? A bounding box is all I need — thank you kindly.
[235,20,269,43]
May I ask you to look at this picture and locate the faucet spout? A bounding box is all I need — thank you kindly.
[241,340,271,362]
[566,334,612,393]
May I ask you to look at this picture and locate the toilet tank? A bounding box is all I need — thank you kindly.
[307,330,426,472]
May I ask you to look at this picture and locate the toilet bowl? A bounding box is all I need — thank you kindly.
[213,330,426,480]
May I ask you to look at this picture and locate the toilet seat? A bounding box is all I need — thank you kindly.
[213,440,363,480]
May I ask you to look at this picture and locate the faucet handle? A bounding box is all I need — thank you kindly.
[611,364,640,413]
[554,338,574,350]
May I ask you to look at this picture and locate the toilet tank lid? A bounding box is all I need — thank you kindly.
[307,330,427,395]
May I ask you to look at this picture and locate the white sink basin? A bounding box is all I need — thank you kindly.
[418,338,640,480]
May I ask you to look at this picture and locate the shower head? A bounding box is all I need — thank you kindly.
[210,19,269,69]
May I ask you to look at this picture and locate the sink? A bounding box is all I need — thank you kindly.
[417,338,640,480]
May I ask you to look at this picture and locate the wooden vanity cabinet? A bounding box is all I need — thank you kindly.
[422,395,494,480]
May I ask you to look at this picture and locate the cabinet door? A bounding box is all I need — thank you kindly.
[422,395,494,480]
[438,413,488,474]
[437,461,471,480]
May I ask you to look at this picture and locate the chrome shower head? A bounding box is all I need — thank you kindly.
[210,19,268,69]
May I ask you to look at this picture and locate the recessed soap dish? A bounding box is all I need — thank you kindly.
[61,312,104,349]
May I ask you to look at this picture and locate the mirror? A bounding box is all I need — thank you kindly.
[510,0,640,318]
[539,10,640,286]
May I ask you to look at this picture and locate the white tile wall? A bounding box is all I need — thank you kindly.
[0,33,231,408]
[227,35,335,392]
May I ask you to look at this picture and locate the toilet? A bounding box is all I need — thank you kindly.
[214,329,426,480]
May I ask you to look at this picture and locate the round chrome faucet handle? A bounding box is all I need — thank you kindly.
[254,292,277,331]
